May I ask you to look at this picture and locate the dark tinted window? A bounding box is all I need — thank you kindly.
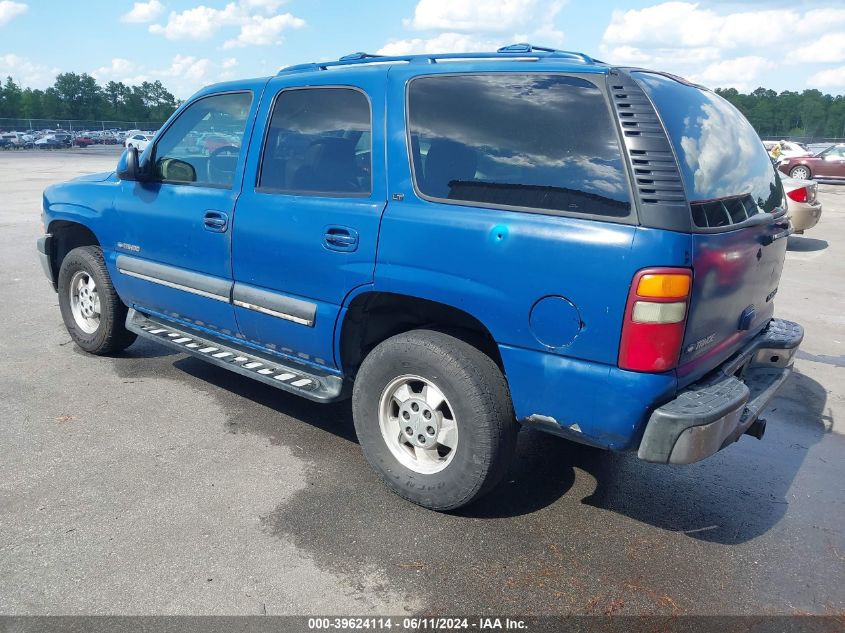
[407,74,631,217]
[153,92,252,188]
[634,72,782,221]
[259,88,371,196]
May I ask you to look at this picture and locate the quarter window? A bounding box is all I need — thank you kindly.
[152,91,253,189]
[407,74,631,217]
[258,87,371,196]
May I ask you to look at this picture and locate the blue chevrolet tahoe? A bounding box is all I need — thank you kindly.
[37,45,803,510]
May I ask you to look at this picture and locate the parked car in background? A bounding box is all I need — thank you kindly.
[2,132,33,148]
[73,136,95,148]
[781,176,822,233]
[34,135,65,149]
[0,136,13,150]
[54,133,72,147]
[778,143,845,181]
[763,140,812,159]
[125,134,154,151]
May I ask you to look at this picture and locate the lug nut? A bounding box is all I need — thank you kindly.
[423,410,431,419]
[426,426,435,435]
[417,434,425,443]
[405,426,413,435]
[411,402,419,412]
[402,411,410,420]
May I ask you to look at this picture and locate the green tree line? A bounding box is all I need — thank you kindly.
[0,72,179,123]
[716,87,845,138]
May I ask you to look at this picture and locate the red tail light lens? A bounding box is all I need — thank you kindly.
[786,187,808,203]
[618,268,692,373]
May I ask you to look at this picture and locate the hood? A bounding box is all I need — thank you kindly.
[71,171,114,183]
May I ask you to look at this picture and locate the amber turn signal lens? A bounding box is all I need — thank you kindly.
[636,274,691,299]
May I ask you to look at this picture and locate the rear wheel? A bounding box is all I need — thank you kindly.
[57,246,136,355]
[790,165,811,180]
[352,329,517,511]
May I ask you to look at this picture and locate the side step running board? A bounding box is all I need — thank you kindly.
[126,309,345,402]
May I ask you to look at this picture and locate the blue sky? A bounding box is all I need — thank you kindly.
[1,0,845,98]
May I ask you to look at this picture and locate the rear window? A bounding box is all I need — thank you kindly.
[633,72,782,224]
[407,74,631,218]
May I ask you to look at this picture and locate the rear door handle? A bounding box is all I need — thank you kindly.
[324,226,359,252]
[203,210,228,232]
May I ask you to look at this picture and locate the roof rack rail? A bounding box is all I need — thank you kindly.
[278,43,596,75]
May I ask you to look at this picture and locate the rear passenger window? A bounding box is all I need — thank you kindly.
[407,74,631,218]
[258,87,371,196]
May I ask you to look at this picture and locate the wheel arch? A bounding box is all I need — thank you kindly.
[337,290,503,378]
[47,220,101,290]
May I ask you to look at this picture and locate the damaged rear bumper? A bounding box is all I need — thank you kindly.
[637,318,803,464]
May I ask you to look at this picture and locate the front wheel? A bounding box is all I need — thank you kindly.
[790,165,811,180]
[352,329,517,511]
[57,246,136,354]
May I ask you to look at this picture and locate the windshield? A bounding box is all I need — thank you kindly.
[634,72,782,215]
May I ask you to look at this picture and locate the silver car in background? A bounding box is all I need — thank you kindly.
[782,176,822,233]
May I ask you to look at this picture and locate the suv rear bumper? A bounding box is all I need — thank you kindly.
[637,318,803,464]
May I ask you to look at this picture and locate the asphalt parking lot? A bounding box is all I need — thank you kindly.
[0,148,843,616]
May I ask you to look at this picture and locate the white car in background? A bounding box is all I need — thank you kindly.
[763,140,812,159]
[782,176,822,233]
[125,134,154,151]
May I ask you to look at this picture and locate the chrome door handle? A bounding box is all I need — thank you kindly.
[324,226,359,252]
[203,210,228,232]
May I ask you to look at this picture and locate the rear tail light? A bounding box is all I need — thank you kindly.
[618,268,692,373]
[786,187,808,203]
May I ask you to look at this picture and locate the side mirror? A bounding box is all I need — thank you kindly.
[116,147,150,181]
[117,146,139,181]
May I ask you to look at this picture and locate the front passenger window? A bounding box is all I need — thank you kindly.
[152,91,253,188]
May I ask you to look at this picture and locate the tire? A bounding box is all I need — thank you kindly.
[57,245,136,355]
[790,165,811,180]
[352,329,517,511]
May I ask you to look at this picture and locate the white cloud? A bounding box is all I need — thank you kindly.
[240,0,285,11]
[406,0,562,33]
[223,12,304,49]
[688,56,773,91]
[598,2,845,92]
[808,66,845,90]
[795,33,845,64]
[121,0,164,23]
[149,0,304,46]
[377,32,503,56]
[149,4,237,40]
[380,0,564,57]
[90,54,236,97]
[92,57,148,85]
[603,3,722,49]
[0,0,27,27]
[0,53,57,88]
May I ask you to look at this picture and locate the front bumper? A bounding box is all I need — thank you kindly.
[638,318,804,464]
[37,234,54,285]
